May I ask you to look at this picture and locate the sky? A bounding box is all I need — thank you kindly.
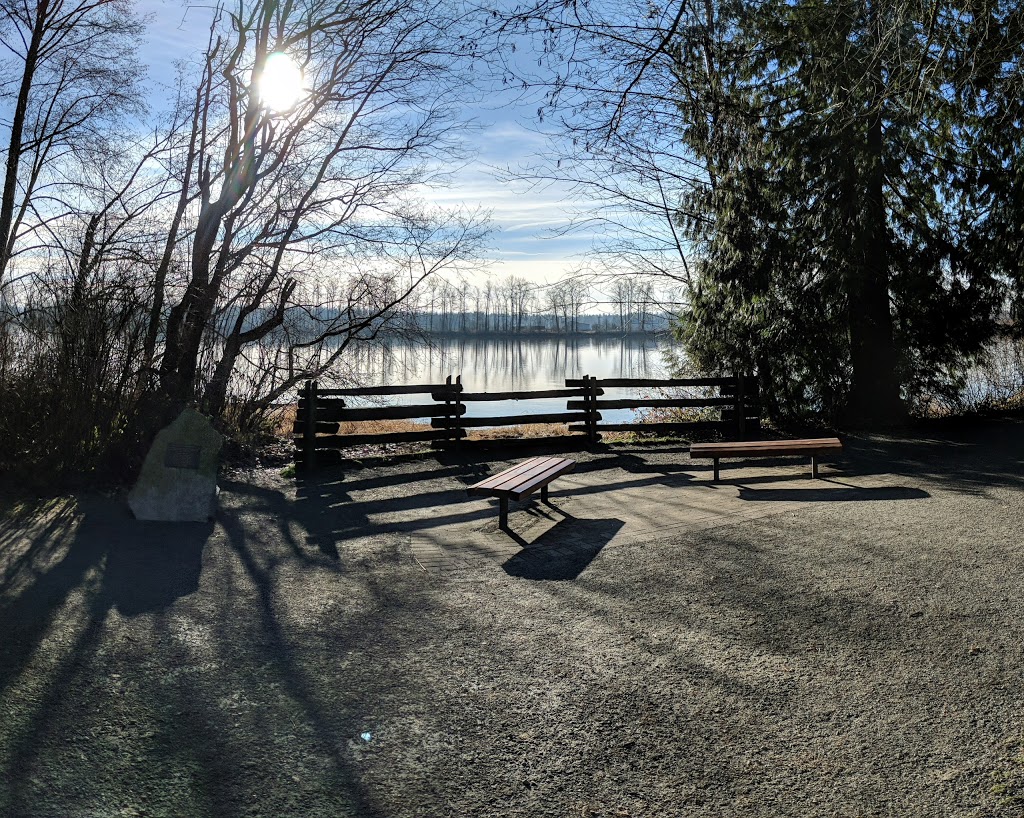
[138,0,595,288]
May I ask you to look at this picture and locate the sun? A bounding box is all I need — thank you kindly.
[259,52,303,111]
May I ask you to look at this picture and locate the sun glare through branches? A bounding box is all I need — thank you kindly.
[258,52,304,110]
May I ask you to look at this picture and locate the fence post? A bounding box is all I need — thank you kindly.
[442,374,451,446]
[581,375,589,441]
[441,374,462,448]
[453,374,462,448]
[586,375,599,443]
[735,371,746,440]
[302,379,318,472]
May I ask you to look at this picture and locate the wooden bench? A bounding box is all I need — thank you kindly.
[467,456,576,530]
[689,438,842,482]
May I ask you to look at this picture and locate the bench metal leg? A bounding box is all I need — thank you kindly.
[540,484,549,503]
[811,455,818,479]
[713,457,720,482]
[499,497,509,530]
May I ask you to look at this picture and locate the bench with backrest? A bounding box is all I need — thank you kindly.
[689,438,842,482]
[467,456,576,530]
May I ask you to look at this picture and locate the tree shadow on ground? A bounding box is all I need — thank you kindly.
[0,497,211,688]
[207,505,394,817]
[4,422,1024,816]
[839,418,1024,496]
[2,490,396,818]
[0,497,220,815]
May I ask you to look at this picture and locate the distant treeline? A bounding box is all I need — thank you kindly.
[409,316,668,336]
[404,275,675,335]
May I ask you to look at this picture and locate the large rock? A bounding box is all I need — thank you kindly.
[128,409,223,522]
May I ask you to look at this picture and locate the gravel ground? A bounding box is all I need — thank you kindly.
[2,418,1024,817]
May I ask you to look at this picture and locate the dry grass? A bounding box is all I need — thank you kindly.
[269,404,299,437]
[466,423,572,440]
[338,418,430,435]
[333,419,578,441]
[271,402,706,448]
[275,404,580,441]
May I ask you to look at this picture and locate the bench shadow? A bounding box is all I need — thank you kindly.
[736,485,930,502]
[501,514,624,581]
[486,498,569,547]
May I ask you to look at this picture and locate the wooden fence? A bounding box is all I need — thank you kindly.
[294,374,759,471]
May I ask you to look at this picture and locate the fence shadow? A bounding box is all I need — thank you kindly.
[278,415,1024,567]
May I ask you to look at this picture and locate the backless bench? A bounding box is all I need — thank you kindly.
[468,456,575,530]
[689,438,843,482]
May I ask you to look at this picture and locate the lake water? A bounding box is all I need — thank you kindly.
[314,333,1024,425]
[333,335,675,424]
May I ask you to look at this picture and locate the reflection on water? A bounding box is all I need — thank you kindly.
[329,335,673,423]
[342,336,668,391]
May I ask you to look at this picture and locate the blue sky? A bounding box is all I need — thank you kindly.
[138,0,593,286]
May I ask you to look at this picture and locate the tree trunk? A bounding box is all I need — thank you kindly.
[845,67,903,426]
[158,184,232,406]
[0,0,48,281]
[204,336,241,419]
[142,89,205,379]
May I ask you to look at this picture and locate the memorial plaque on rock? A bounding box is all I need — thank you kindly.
[164,443,202,470]
[128,409,223,521]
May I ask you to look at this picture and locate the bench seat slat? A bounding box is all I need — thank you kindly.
[690,437,841,458]
[689,437,842,481]
[468,456,575,500]
[696,445,839,458]
[467,456,577,530]
[505,460,576,500]
[469,457,573,498]
[468,456,564,494]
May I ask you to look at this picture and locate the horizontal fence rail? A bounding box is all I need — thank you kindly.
[294,373,759,471]
[568,375,761,441]
[437,387,601,401]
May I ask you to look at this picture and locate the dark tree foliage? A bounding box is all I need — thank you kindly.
[503,0,1024,426]
[673,0,1023,425]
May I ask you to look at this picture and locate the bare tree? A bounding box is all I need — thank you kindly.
[505,274,532,333]
[152,0,491,416]
[545,279,566,332]
[0,123,184,478]
[0,0,145,289]
[483,277,494,332]
[492,0,700,289]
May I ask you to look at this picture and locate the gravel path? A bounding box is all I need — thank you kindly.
[2,418,1024,817]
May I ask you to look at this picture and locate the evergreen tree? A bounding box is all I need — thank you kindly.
[500,0,1024,424]
[674,0,1020,424]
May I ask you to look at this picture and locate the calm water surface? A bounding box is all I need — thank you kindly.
[335,335,675,423]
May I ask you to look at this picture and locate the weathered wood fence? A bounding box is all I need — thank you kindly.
[295,374,759,471]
